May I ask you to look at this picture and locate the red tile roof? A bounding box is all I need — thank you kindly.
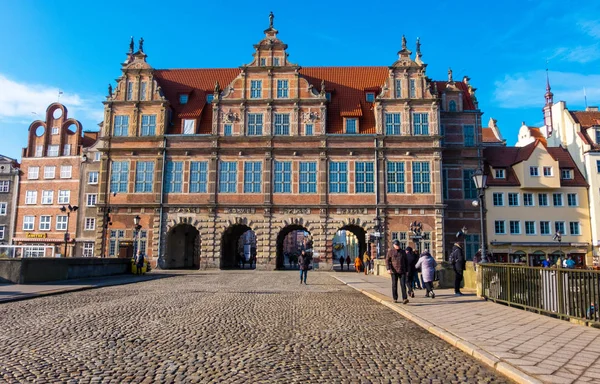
[546,147,588,187]
[528,127,547,146]
[482,127,502,143]
[435,81,477,110]
[570,111,600,128]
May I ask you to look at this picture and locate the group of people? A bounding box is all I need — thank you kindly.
[541,255,576,269]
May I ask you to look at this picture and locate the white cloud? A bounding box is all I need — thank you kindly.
[550,44,600,64]
[577,20,600,38]
[0,74,103,126]
[494,70,600,109]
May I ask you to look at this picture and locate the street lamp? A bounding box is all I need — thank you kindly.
[410,221,423,253]
[133,215,142,255]
[60,204,78,257]
[374,216,382,259]
[472,169,488,263]
[554,231,562,266]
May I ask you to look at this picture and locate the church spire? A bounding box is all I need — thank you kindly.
[543,67,554,137]
[545,68,554,105]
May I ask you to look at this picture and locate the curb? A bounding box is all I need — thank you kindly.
[331,274,543,384]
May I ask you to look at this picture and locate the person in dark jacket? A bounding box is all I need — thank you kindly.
[298,250,311,284]
[405,246,419,298]
[345,255,351,270]
[339,255,345,271]
[386,239,409,304]
[449,243,466,295]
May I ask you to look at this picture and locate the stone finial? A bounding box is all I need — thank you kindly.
[214,81,221,95]
[269,11,274,29]
[448,67,453,83]
[463,75,470,85]
[139,37,144,52]
[320,79,326,95]
[129,36,134,54]
[416,37,421,56]
[401,35,407,50]
[108,84,113,98]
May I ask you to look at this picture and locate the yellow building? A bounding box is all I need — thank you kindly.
[484,141,592,266]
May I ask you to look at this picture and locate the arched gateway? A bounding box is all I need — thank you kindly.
[276,225,311,270]
[165,224,201,269]
[221,224,257,269]
[332,224,367,267]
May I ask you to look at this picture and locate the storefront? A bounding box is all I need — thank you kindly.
[489,242,592,267]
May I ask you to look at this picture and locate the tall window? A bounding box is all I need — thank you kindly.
[385,113,401,135]
[41,190,53,205]
[530,166,539,176]
[449,100,457,111]
[88,171,99,184]
[126,81,133,101]
[85,218,96,231]
[135,162,154,193]
[35,145,43,157]
[552,193,563,206]
[510,220,521,234]
[463,125,475,147]
[540,221,551,235]
[346,118,357,134]
[567,193,578,206]
[60,165,72,179]
[465,234,479,260]
[23,216,34,230]
[25,191,37,205]
[39,216,51,231]
[277,80,289,98]
[538,193,548,206]
[110,161,129,193]
[140,81,147,101]
[224,124,232,136]
[463,170,477,199]
[250,80,262,98]
[247,114,263,135]
[409,79,416,98]
[274,114,290,135]
[86,194,97,206]
[44,166,55,179]
[329,162,348,193]
[28,167,39,180]
[412,162,430,193]
[219,161,237,193]
[299,162,317,193]
[442,169,449,199]
[387,162,405,193]
[494,220,506,234]
[413,113,429,135]
[56,216,68,231]
[493,192,504,206]
[114,115,129,136]
[190,161,208,193]
[141,115,156,136]
[83,243,94,257]
[305,124,313,136]
[555,221,566,234]
[260,58,266,66]
[243,162,262,193]
[569,222,581,235]
[63,144,71,156]
[508,193,520,206]
[525,221,536,235]
[0,202,6,215]
[523,193,534,206]
[355,162,374,193]
[273,57,280,66]
[395,79,402,98]
[58,190,70,204]
[47,145,59,157]
[182,119,195,134]
[165,161,183,193]
[0,225,4,240]
[274,161,292,193]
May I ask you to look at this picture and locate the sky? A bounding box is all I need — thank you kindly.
[1,0,599,161]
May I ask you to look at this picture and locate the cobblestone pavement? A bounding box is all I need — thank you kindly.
[0,272,510,383]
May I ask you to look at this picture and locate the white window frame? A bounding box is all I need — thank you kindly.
[0,202,6,215]
[508,193,520,206]
[523,193,535,206]
[492,192,504,206]
[530,166,539,177]
[346,118,358,134]
[552,193,564,207]
[44,166,56,179]
[494,220,506,235]
[35,145,43,157]
[525,221,536,235]
[58,190,70,204]
[28,167,39,180]
[51,127,59,135]
[85,217,96,231]
[0,181,8,193]
[25,191,37,205]
[56,215,68,231]
[41,190,53,205]
[543,166,553,177]
[83,242,94,257]
[88,171,99,185]
[60,165,72,179]
[561,169,573,180]
[39,216,51,231]
[495,169,505,179]
[94,152,102,162]
[0,225,4,240]
[23,216,35,231]
[569,222,581,236]
[47,145,59,157]
[509,220,521,235]
[567,193,578,207]
[182,119,195,134]
[540,221,551,235]
[63,144,71,156]
[538,193,549,207]
[86,194,97,206]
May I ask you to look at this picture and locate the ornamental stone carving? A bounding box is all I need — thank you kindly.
[336,208,367,215]
[168,207,201,213]
[222,110,239,123]
[301,111,320,123]
[281,208,310,215]
[224,208,256,214]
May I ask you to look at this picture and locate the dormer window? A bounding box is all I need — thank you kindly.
[52,127,59,135]
[260,58,266,66]
[346,118,357,134]
[409,79,416,98]
[530,166,539,176]
[206,94,214,103]
[273,57,280,66]
[561,169,573,180]
[366,93,375,102]
[595,128,600,143]
[449,100,457,112]
[179,94,189,105]
[182,119,195,134]
[326,92,331,101]
[495,169,506,179]
[543,166,553,177]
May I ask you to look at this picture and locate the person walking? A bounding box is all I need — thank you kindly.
[405,246,419,298]
[354,255,363,273]
[345,255,351,271]
[386,239,409,304]
[135,250,145,275]
[338,255,345,271]
[542,255,553,268]
[565,255,576,269]
[298,250,311,284]
[449,242,465,295]
[362,249,371,275]
[415,250,437,298]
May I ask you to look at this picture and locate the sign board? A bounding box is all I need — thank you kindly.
[26,233,47,239]
[410,235,423,239]
[372,232,381,237]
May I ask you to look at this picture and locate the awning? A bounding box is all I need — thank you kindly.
[12,238,64,243]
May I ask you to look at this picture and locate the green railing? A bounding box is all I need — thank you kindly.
[480,264,599,325]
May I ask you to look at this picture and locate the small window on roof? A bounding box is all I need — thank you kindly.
[495,169,505,179]
[179,94,189,104]
[366,93,375,102]
[449,100,457,112]
[326,92,331,101]
[561,169,573,180]
[206,94,214,103]
[260,58,266,66]
[273,57,280,66]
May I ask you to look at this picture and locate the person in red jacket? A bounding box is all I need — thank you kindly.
[386,239,409,304]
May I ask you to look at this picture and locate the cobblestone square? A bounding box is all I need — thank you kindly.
[0,272,509,383]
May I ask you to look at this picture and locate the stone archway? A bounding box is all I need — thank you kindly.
[221,224,256,269]
[165,224,201,269]
[276,224,310,270]
[331,224,367,270]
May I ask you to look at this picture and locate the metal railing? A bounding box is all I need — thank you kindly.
[481,264,599,325]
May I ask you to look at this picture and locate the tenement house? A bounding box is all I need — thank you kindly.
[96,16,484,269]
[0,155,20,248]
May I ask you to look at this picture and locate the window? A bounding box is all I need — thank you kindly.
[463,125,475,147]
[135,161,154,193]
[39,216,51,231]
[329,162,348,193]
[88,171,99,184]
[543,166,553,176]
[25,191,37,205]
[553,193,563,206]
[140,81,147,101]
[413,113,429,135]
[464,234,479,260]
[567,193,578,207]
[524,193,534,206]
[35,145,43,157]
[94,152,102,161]
[126,81,133,101]
[56,215,68,231]
[63,144,71,156]
[596,129,600,144]
[0,181,8,192]
[387,162,405,193]
[412,162,431,193]
[190,161,208,193]
[274,161,292,193]
[561,169,573,179]
[597,160,600,173]
[83,243,94,257]
[39,191,51,206]
[110,161,129,193]
[260,58,266,66]
[58,190,70,204]
[276,80,288,98]
[508,193,520,206]
[449,100,457,111]
[355,162,374,193]
[299,162,317,193]
[540,221,551,235]
[47,145,59,157]
[224,124,232,136]
[243,162,262,193]
[219,161,237,193]
[555,221,566,234]
[385,113,401,135]
[141,115,156,136]
[138,230,148,255]
[206,94,214,103]
[273,57,280,66]
[409,79,416,98]
[525,221,536,235]
[530,166,539,176]
[493,192,504,206]
[391,232,408,249]
[85,218,96,231]
[326,92,331,101]
[247,114,263,136]
[274,114,290,135]
[52,127,59,135]
[463,170,476,199]
[86,194,97,206]
[114,115,129,136]
[250,80,262,99]
[179,94,188,104]
[182,119,195,134]
[28,167,39,180]
[0,225,4,240]
[346,118,357,134]
[0,202,6,215]
[366,93,375,102]
[538,193,548,206]
[23,216,34,231]
[570,222,581,235]
[165,161,183,193]
[494,220,506,234]
[510,221,521,234]
[305,124,313,136]
[495,169,505,179]
[60,165,72,179]
[395,79,402,98]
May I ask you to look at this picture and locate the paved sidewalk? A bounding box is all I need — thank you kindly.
[332,272,600,384]
[0,273,170,303]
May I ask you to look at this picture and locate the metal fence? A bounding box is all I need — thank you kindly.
[481,264,599,325]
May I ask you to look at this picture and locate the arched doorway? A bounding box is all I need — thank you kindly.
[332,225,367,271]
[221,224,257,269]
[276,225,311,270]
[165,224,201,269]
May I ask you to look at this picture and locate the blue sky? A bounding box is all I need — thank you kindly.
[1,0,599,161]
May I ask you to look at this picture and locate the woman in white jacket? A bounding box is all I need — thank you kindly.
[415,251,437,298]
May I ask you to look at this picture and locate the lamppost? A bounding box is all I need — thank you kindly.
[472,169,488,263]
[133,215,142,256]
[554,231,562,266]
[374,216,382,259]
[60,204,78,257]
[410,221,423,253]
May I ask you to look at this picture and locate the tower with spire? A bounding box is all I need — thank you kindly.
[543,68,554,138]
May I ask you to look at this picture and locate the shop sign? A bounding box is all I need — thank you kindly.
[26,233,47,239]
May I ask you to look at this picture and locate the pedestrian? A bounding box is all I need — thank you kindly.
[362,249,371,275]
[135,250,145,275]
[339,255,345,271]
[587,302,596,320]
[473,249,482,271]
[298,250,311,284]
[415,250,437,298]
[345,255,351,271]
[449,242,465,296]
[542,255,553,268]
[354,255,363,273]
[405,246,419,298]
[565,255,576,269]
[386,239,409,304]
